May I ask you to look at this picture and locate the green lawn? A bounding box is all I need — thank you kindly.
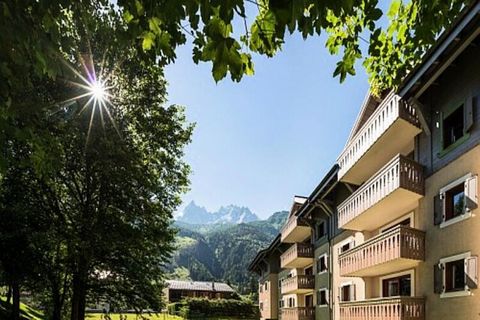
[85,313,182,320]
[0,297,45,320]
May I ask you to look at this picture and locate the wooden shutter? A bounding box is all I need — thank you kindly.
[465,175,478,211]
[434,194,444,225]
[466,256,478,289]
[464,94,474,133]
[434,263,444,294]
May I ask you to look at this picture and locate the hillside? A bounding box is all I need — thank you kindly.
[168,209,288,293]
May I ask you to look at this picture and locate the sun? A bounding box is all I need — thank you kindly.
[90,79,107,102]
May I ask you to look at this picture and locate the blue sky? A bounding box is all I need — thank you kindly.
[165,33,370,219]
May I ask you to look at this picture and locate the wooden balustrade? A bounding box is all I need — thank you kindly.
[281,275,315,294]
[340,297,425,320]
[338,155,424,229]
[281,307,315,320]
[338,92,420,181]
[339,226,425,276]
[280,243,314,268]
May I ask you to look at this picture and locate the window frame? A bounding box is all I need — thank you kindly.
[317,288,328,307]
[439,252,474,298]
[379,270,415,297]
[438,97,472,158]
[339,282,355,302]
[317,253,328,274]
[315,220,327,240]
[439,173,474,229]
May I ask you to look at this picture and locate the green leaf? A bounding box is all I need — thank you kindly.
[388,0,401,19]
[123,10,134,23]
[149,17,162,35]
[142,31,155,51]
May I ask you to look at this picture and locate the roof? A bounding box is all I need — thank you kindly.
[247,234,281,272]
[166,280,235,293]
[399,1,480,98]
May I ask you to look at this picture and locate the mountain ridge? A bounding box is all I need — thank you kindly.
[176,200,260,225]
[168,208,289,293]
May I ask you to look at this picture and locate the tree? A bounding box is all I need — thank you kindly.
[0,0,471,123]
[0,11,193,320]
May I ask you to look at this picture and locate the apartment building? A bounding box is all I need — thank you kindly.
[249,2,480,320]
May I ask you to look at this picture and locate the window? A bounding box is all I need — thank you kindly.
[259,302,263,311]
[445,259,465,292]
[279,299,284,308]
[339,238,355,254]
[439,94,474,154]
[339,284,355,302]
[315,221,326,240]
[443,104,464,148]
[434,252,478,298]
[317,254,328,273]
[434,174,478,228]
[264,282,268,291]
[304,266,313,276]
[317,289,328,306]
[305,295,314,307]
[382,274,411,297]
[381,217,411,233]
[287,297,295,307]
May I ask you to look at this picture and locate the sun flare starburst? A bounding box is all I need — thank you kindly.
[57,52,120,144]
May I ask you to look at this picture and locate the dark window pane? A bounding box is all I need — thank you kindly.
[445,259,465,292]
[443,104,464,148]
[446,184,465,221]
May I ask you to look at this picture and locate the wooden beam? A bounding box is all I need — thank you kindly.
[409,97,432,136]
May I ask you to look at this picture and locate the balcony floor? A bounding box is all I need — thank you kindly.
[341,188,423,231]
[282,257,314,269]
[281,225,311,243]
[341,118,421,185]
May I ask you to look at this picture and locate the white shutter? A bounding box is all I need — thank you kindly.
[465,175,478,211]
[466,256,478,289]
[351,284,356,301]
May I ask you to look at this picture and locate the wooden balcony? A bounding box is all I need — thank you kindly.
[339,226,425,277]
[281,216,311,243]
[281,275,315,294]
[338,155,424,231]
[281,307,315,320]
[338,92,421,185]
[280,243,314,269]
[340,297,425,320]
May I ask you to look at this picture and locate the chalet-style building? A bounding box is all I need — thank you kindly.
[163,280,235,303]
[249,2,480,319]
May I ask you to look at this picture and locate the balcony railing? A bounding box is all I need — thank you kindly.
[280,243,314,269]
[340,297,425,320]
[338,92,421,184]
[281,275,315,294]
[339,226,425,277]
[281,215,311,243]
[338,155,424,231]
[281,307,315,320]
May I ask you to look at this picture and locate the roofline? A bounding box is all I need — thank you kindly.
[399,1,480,98]
[247,234,281,272]
[297,164,339,219]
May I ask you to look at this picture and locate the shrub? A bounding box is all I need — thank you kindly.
[177,298,259,319]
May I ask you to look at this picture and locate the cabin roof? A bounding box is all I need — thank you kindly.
[166,280,235,293]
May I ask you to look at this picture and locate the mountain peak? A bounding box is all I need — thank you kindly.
[177,202,259,225]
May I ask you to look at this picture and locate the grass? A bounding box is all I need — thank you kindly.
[0,297,45,320]
[85,313,183,320]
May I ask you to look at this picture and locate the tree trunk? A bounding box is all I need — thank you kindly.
[70,271,87,320]
[6,285,12,304]
[11,281,20,320]
[52,289,62,320]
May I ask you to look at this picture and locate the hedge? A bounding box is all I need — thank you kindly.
[168,298,259,319]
